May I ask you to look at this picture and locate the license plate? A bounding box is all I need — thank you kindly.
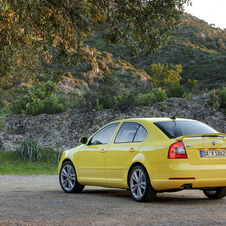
[200,150,226,157]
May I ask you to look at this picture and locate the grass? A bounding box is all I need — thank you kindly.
[0,149,61,175]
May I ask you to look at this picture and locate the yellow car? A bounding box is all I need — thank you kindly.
[58,118,226,202]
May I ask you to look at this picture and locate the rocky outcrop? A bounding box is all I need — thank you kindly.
[1,96,226,151]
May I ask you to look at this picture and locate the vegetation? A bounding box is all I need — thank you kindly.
[207,88,226,114]
[19,138,43,162]
[10,81,66,116]
[148,63,182,89]
[86,13,226,87]
[0,0,190,85]
[0,149,61,175]
[0,137,62,175]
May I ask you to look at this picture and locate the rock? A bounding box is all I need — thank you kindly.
[1,97,226,151]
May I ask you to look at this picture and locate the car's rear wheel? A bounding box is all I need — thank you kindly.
[203,187,226,199]
[129,165,156,202]
[59,161,84,193]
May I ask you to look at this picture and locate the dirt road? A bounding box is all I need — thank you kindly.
[0,175,226,225]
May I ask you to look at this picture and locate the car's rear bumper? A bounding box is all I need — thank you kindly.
[146,163,226,191]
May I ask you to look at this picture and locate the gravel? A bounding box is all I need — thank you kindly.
[0,175,226,225]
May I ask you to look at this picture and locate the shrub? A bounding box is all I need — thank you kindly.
[43,94,65,114]
[98,87,116,109]
[182,92,193,101]
[139,88,168,106]
[0,116,4,129]
[102,51,113,61]
[65,72,73,78]
[160,102,168,111]
[186,79,198,90]
[10,81,66,115]
[94,99,103,111]
[0,99,6,109]
[81,73,86,78]
[80,87,167,111]
[207,88,226,111]
[114,90,140,110]
[19,138,42,162]
[42,148,63,165]
[102,73,114,86]
[167,84,187,98]
[97,60,106,70]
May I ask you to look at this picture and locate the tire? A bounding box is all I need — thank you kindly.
[129,165,156,202]
[59,161,84,193]
[203,187,226,199]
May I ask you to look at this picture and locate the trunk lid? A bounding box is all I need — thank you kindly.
[176,133,226,165]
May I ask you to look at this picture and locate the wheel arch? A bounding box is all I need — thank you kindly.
[62,158,73,165]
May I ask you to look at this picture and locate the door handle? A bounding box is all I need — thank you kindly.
[129,148,135,152]
[100,149,105,153]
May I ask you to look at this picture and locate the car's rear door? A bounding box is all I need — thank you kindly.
[106,122,148,183]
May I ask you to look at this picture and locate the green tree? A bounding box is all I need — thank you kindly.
[148,63,183,89]
[186,79,198,91]
[0,0,191,84]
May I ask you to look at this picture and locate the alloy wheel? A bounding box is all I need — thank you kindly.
[60,164,76,191]
[130,168,147,199]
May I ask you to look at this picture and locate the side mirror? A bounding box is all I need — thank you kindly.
[79,136,89,145]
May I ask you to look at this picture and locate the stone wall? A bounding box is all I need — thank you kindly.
[1,96,226,151]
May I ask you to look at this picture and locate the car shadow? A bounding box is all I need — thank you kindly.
[52,188,226,205]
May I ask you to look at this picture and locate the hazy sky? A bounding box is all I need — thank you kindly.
[184,0,226,29]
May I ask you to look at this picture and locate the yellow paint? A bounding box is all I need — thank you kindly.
[58,118,226,191]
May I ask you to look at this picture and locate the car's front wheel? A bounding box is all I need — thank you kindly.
[203,187,226,199]
[129,165,156,202]
[59,161,84,193]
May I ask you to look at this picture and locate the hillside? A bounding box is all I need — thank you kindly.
[85,13,226,89]
[39,12,226,97]
[2,12,226,116]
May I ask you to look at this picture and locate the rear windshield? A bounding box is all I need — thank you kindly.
[154,121,218,139]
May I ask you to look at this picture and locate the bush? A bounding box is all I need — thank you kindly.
[80,87,167,111]
[182,92,193,101]
[139,88,168,106]
[41,148,63,165]
[10,81,66,115]
[43,94,65,114]
[0,99,6,109]
[207,88,226,111]
[167,84,187,98]
[102,73,114,86]
[19,138,42,162]
[97,60,106,70]
[102,51,112,61]
[114,90,140,110]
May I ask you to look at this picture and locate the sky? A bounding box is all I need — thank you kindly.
[184,0,226,30]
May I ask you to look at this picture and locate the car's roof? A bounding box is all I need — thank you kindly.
[111,118,197,124]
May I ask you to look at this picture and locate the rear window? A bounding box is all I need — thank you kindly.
[154,121,218,139]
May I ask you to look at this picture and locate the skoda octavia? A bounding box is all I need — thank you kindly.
[58,118,226,202]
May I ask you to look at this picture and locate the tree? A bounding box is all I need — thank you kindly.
[148,63,182,89]
[0,0,191,85]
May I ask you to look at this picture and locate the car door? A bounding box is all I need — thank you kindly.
[106,122,148,183]
[78,123,119,183]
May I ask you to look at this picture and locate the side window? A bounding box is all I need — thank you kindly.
[89,123,119,145]
[133,125,148,142]
[115,122,139,143]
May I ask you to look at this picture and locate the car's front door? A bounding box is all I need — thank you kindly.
[106,122,148,184]
[78,123,119,184]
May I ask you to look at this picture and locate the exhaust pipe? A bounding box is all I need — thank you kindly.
[180,184,193,190]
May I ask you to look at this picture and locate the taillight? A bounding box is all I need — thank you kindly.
[168,141,187,159]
